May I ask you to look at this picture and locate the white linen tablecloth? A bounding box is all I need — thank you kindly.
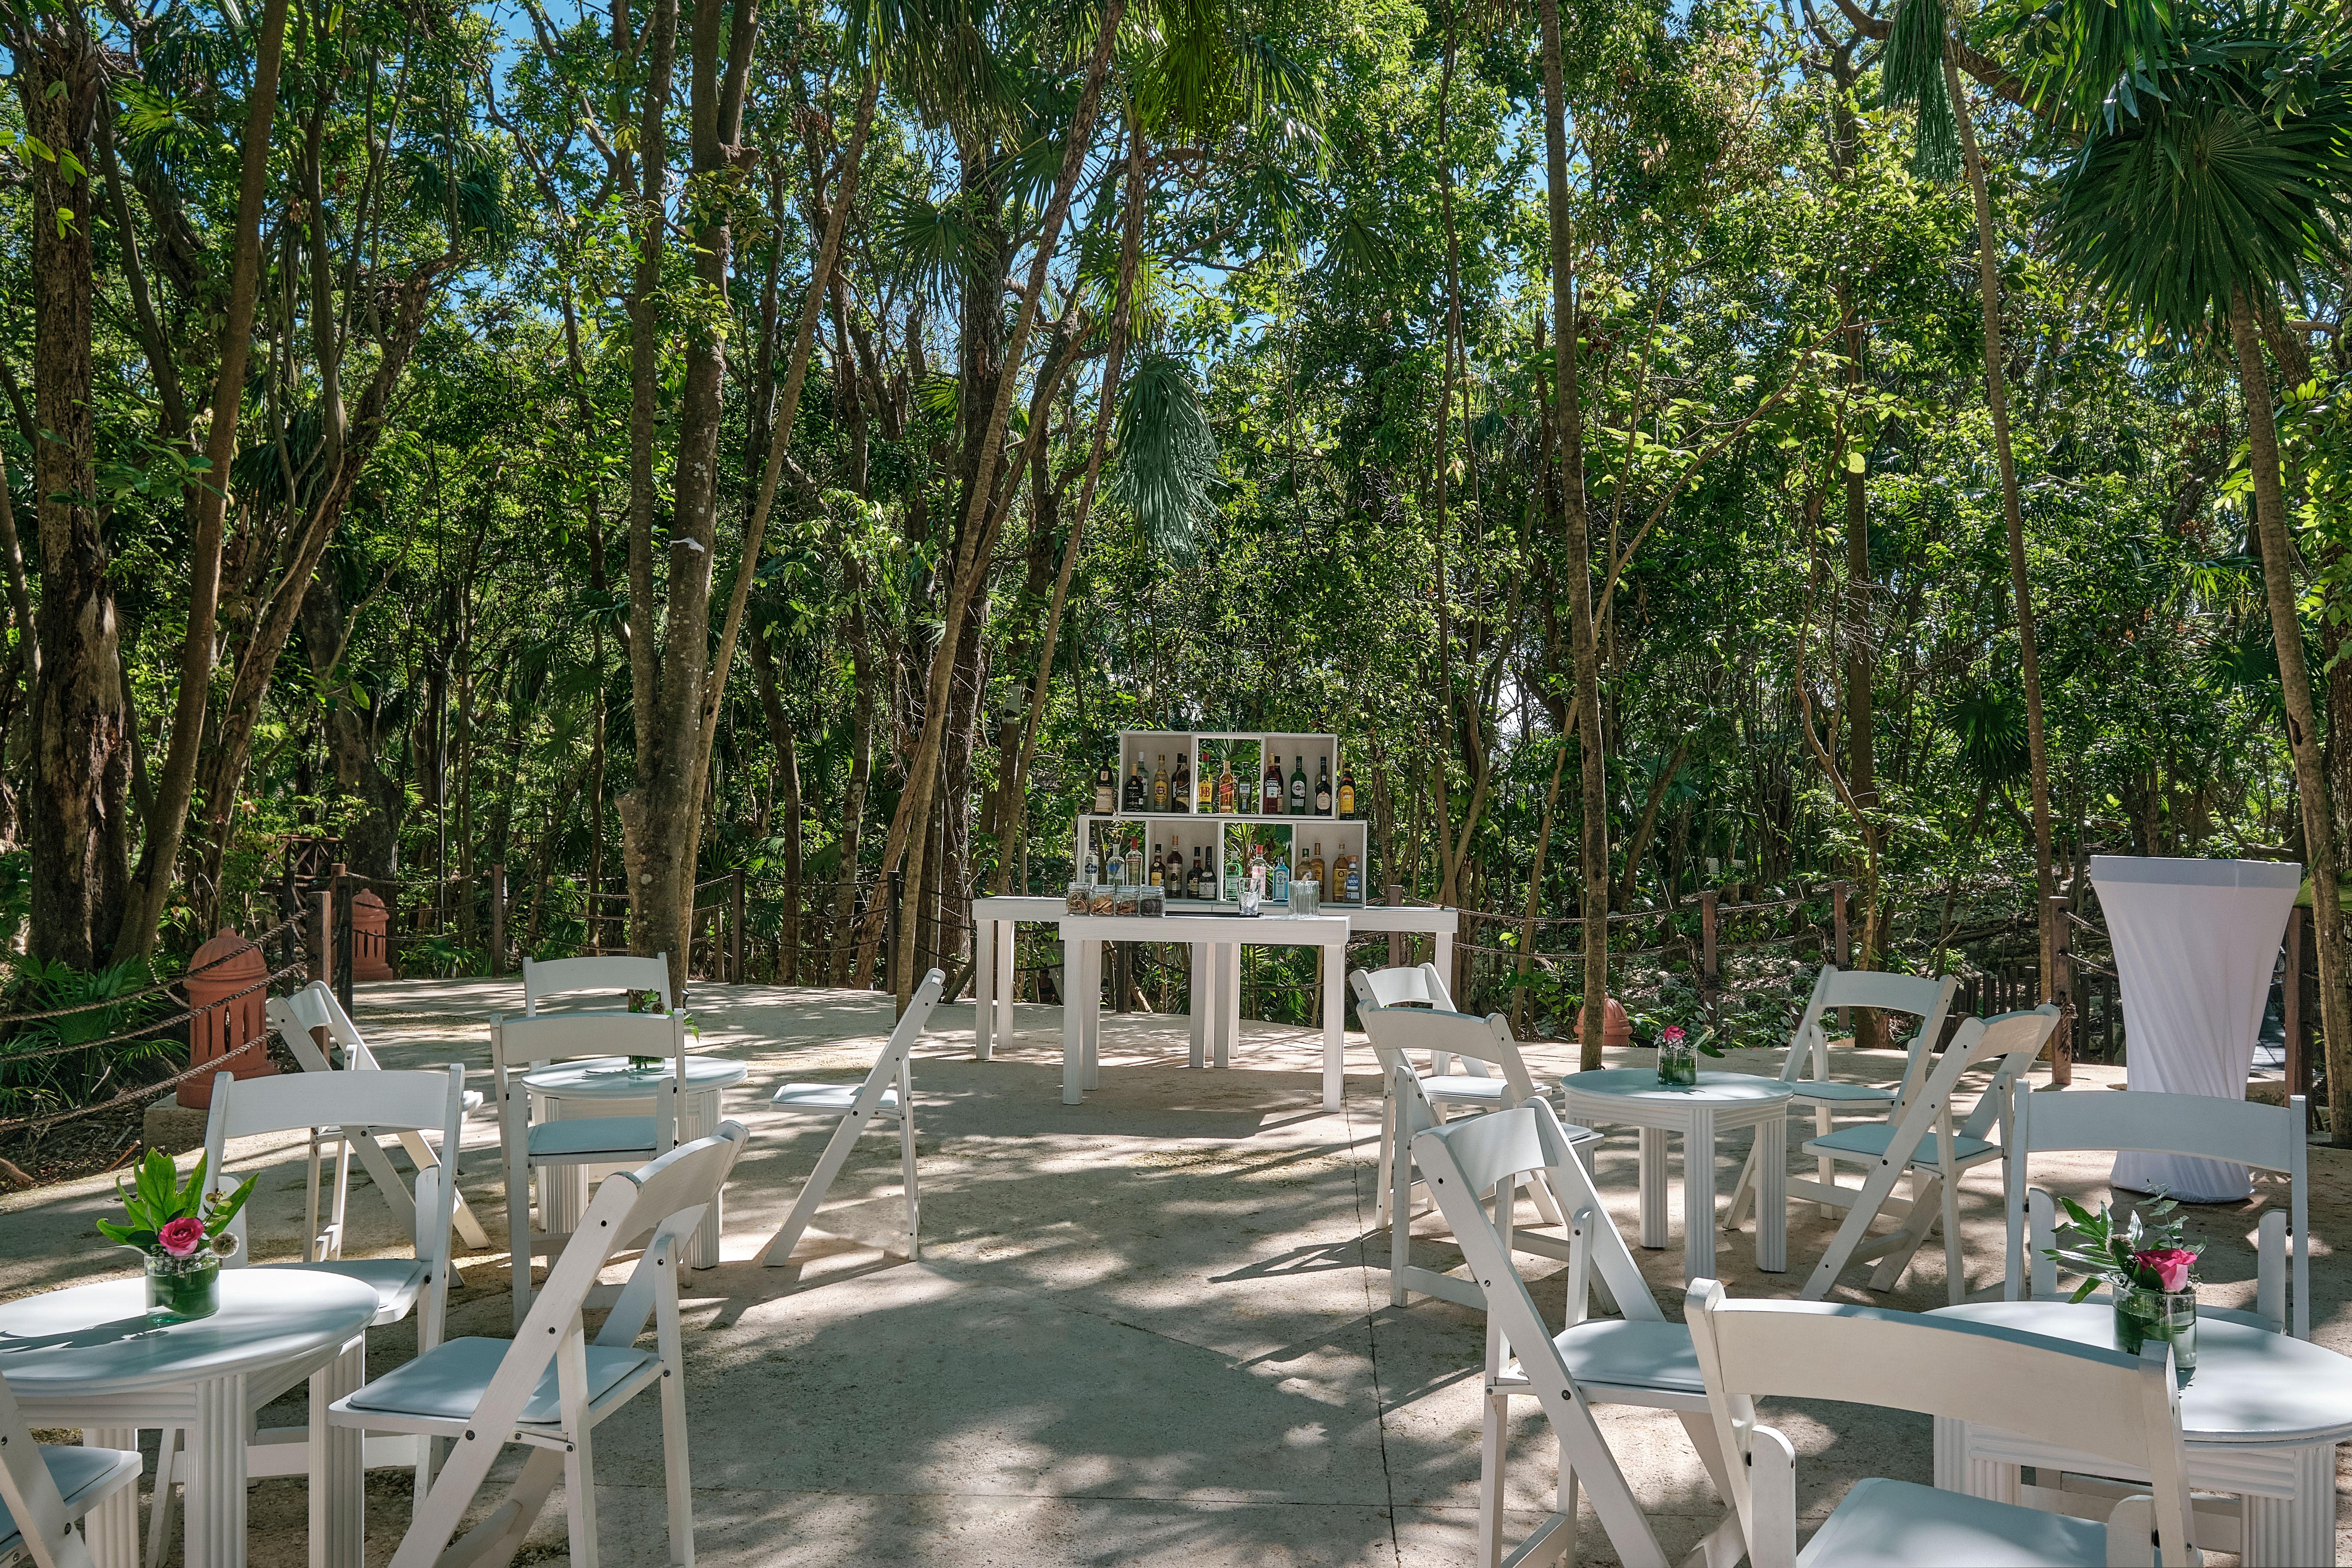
[2088,855,2300,1200]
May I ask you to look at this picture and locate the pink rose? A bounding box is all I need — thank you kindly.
[1662,1026,1685,1046]
[158,1217,206,1258]
[2134,1247,2196,1293]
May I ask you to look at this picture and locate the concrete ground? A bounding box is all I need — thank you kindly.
[3,976,2347,1566]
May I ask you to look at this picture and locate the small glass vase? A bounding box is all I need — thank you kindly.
[1656,1040,1698,1087]
[145,1251,221,1322]
[2114,1283,2197,1375]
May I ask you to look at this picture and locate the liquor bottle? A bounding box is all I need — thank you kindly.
[1197,757,1212,811]
[1315,757,1332,816]
[1337,763,1356,818]
[1094,758,1116,815]
[1263,755,1284,814]
[1189,846,1206,898]
[1343,852,1363,903]
[1173,753,1192,812]
[1123,760,1147,813]
[1289,755,1308,814]
[1216,759,1238,813]
[1153,755,1171,812]
[1124,845,1143,886]
[1270,850,1290,901]
[1149,841,1165,888]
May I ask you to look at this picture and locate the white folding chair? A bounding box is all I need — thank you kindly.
[1797,1006,2060,1304]
[1686,1280,2197,1566]
[1413,1103,1737,1568]
[2009,1084,2309,1337]
[1726,964,1958,1228]
[521,952,674,1016]
[330,1124,747,1568]
[268,980,492,1252]
[493,1009,690,1328]
[0,1369,140,1568]
[760,970,942,1266]
[146,1065,470,1562]
[1362,1006,1589,1308]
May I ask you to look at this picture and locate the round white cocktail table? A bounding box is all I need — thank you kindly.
[0,1270,379,1568]
[1560,1068,1797,1284]
[1929,1299,2352,1566]
[521,1054,748,1266]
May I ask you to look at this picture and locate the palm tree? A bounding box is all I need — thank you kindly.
[2042,0,2352,1138]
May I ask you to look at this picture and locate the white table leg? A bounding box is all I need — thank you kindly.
[1322,942,1344,1111]
[1188,943,1207,1069]
[309,1337,365,1568]
[2242,1442,2336,1566]
[996,921,1016,1042]
[1755,1114,1787,1272]
[1639,1126,1670,1249]
[1062,938,1083,1105]
[81,1426,139,1568]
[185,1372,249,1568]
[1684,1108,1718,1285]
[974,917,996,1062]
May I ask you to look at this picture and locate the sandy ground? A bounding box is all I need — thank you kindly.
[2,975,2345,1566]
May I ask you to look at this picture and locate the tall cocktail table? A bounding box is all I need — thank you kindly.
[1929,1299,2352,1565]
[1560,1068,1796,1284]
[0,1270,379,1568]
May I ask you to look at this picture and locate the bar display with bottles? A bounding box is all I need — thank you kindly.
[1077,729,1370,907]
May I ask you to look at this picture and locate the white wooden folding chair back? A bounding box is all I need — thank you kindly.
[1797,1006,2059,1304]
[266,980,492,1253]
[331,1125,748,1568]
[2008,1084,2309,1337]
[1358,1005,1582,1306]
[493,1009,690,1327]
[1686,1281,2196,1568]
[761,969,943,1266]
[0,1369,140,1568]
[521,952,673,1016]
[1414,1104,1695,1568]
[1728,965,1959,1228]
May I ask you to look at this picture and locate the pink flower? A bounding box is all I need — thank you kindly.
[1662,1026,1685,1046]
[158,1217,206,1258]
[2134,1247,2196,1293]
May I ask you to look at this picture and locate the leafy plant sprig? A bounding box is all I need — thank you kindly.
[95,1148,256,1257]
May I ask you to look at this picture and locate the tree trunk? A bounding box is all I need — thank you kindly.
[1947,56,2055,992]
[2230,288,2352,1144]
[15,14,129,969]
[1537,0,1611,1070]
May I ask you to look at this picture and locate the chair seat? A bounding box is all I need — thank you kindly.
[1805,1122,1996,1173]
[258,1258,427,1325]
[0,1444,141,1559]
[771,1083,898,1116]
[1548,1319,1705,1398]
[341,1335,653,1427]
[1787,1081,1898,1107]
[1799,1477,2109,1567]
[528,1115,659,1160]
[1424,1075,1509,1106]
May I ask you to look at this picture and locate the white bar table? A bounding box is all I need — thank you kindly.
[1930,1299,2352,1564]
[522,1054,747,1267]
[0,1271,380,1568]
[1057,912,1353,1108]
[970,895,1065,1060]
[1561,1068,1796,1284]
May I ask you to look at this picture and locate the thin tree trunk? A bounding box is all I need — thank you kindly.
[1947,55,2055,992]
[2230,288,2352,1144]
[1536,0,1611,1070]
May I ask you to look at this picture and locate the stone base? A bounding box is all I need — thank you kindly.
[143,1098,210,1155]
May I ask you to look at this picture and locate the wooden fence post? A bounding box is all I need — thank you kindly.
[1700,889,1719,995]
[731,869,746,983]
[2285,905,2308,1127]
[489,864,507,976]
[2045,894,2074,1087]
